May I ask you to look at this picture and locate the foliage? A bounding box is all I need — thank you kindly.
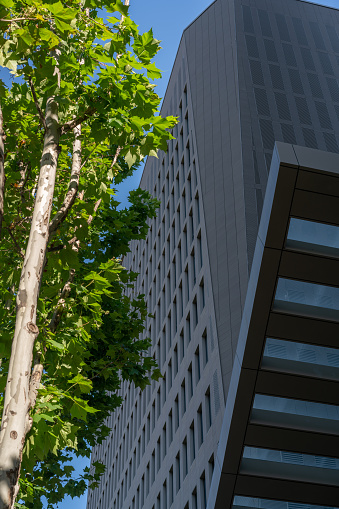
[0,0,175,506]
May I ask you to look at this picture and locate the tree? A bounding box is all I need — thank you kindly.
[0,0,176,507]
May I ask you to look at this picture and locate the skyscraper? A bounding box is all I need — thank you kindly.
[86,1,339,508]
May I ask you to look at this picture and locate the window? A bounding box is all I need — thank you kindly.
[188,364,193,400]
[205,389,212,430]
[190,421,196,463]
[242,446,339,473]
[183,439,188,478]
[176,452,181,493]
[200,474,207,509]
[197,406,204,447]
[202,330,208,367]
[252,394,339,434]
[287,218,339,258]
[195,347,201,384]
[263,337,339,380]
[193,297,198,329]
[274,278,339,320]
[192,489,198,509]
[169,410,173,444]
[181,380,186,416]
[174,396,179,431]
[199,279,205,311]
[169,468,174,507]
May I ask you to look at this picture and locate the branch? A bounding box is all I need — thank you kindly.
[49,269,76,333]
[87,198,102,226]
[49,124,82,236]
[28,77,47,131]
[110,146,122,172]
[60,106,96,135]
[6,226,25,259]
[0,17,37,22]
[0,102,4,240]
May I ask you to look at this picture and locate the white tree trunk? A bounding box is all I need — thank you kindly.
[0,97,60,509]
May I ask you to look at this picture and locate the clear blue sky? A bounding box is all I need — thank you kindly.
[16,0,336,507]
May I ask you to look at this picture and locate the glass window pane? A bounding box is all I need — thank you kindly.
[286,218,339,258]
[233,495,339,509]
[274,278,339,321]
[243,447,339,470]
[253,394,339,421]
[252,394,339,434]
[263,338,339,380]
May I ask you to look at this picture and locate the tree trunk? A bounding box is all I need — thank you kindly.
[0,102,5,240]
[0,97,60,509]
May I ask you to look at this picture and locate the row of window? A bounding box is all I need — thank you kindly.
[246,33,339,77]
[242,6,339,55]
[95,393,215,509]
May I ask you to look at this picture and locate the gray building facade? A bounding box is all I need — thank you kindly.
[86,1,339,508]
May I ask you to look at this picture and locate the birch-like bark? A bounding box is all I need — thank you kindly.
[49,124,81,235]
[0,102,5,240]
[0,97,60,509]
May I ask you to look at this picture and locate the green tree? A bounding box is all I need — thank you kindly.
[0,0,176,507]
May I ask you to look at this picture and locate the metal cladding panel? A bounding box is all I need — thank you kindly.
[183,0,249,396]
[236,0,339,269]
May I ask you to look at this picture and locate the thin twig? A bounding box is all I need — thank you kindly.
[80,143,98,170]
[110,146,122,173]
[49,269,76,333]
[60,106,96,135]
[6,227,25,259]
[28,77,47,131]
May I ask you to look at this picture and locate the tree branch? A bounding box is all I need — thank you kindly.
[49,124,82,236]
[28,77,47,131]
[0,102,4,240]
[110,146,122,173]
[49,269,76,333]
[6,227,25,259]
[60,106,96,135]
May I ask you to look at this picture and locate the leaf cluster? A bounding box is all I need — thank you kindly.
[0,0,176,506]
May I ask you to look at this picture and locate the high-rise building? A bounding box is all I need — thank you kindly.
[86,1,339,508]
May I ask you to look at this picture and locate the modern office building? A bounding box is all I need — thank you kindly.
[86,0,339,508]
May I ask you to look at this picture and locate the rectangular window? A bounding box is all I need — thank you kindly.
[202,330,208,367]
[287,218,339,258]
[195,347,201,384]
[197,406,204,447]
[200,474,207,509]
[192,489,198,509]
[205,389,212,430]
[190,421,196,463]
[252,393,339,435]
[183,439,188,478]
[176,453,181,493]
[169,410,173,444]
[197,233,203,270]
[186,313,191,344]
[174,345,178,377]
[169,468,174,507]
[181,380,186,416]
[188,363,193,400]
[174,396,179,431]
[193,297,198,329]
[274,278,339,321]
[199,279,205,312]
[263,336,339,380]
